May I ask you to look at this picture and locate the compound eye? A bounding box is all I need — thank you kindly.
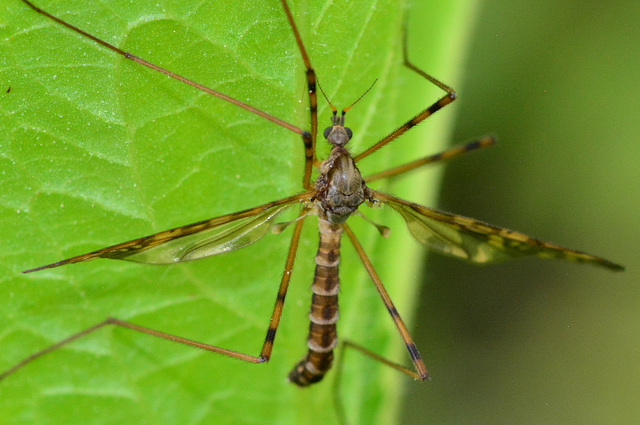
[345,127,353,140]
[323,127,332,139]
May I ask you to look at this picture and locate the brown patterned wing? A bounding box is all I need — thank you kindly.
[24,193,312,273]
[372,192,623,271]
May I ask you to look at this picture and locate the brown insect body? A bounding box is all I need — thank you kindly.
[314,115,367,224]
[290,115,368,385]
[289,215,342,385]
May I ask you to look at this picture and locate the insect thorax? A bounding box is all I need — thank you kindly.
[314,147,367,224]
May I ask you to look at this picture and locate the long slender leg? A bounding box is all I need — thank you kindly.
[354,21,457,162]
[332,339,427,425]
[1,210,308,382]
[257,208,308,359]
[343,224,429,380]
[19,0,315,188]
[364,136,496,182]
[279,0,320,188]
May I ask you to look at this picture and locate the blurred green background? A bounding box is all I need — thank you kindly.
[403,1,639,424]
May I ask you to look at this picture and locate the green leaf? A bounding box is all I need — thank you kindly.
[0,0,473,424]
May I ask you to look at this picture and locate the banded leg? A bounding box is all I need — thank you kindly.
[20,0,315,188]
[332,340,427,425]
[343,225,429,380]
[354,21,457,162]
[364,135,496,182]
[0,209,308,382]
[279,0,320,189]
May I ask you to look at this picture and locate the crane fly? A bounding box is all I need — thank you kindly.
[4,0,623,401]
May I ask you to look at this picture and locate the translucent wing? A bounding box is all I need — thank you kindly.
[121,204,292,264]
[24,193,312,273]
[372,191,623,271]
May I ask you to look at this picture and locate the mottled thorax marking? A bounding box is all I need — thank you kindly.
[314,147,367,224]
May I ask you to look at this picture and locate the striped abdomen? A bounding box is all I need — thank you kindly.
[288,217,342,386]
